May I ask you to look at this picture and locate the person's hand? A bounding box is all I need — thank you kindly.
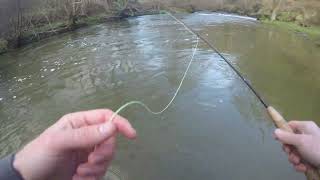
[13,109,136,180]
[274,121,320,172]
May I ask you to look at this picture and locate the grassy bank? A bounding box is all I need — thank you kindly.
[262,20,320,46]
[160,2,320,46]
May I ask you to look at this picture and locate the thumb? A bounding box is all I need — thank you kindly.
[274,129,303,146]
[58,122,116,150]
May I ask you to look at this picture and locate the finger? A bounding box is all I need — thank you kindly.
[72,174,97,180]
[113,117,137,139]
[274,129,304,146]
[59,109,136,139]
[77,148,94,165]
[89,137,116,164]
[56,122,116,150]
[288,121,318,134]
[60,109,118,128]
[77,163,108,177]
[295,164,307,172]
[64,109,137,139]
[282,144,292,154]
[288,152,301,165]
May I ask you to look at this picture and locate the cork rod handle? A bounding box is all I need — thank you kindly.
[267,106,320,180]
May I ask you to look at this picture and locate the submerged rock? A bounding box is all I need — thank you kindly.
[0,39,8,54]
[122,61,129,73]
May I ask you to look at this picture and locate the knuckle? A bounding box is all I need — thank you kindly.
[103,109,113,114]
[74,129,91,141]
[61,113,74,122]
[296,136,306,146]
[297,134,311,147]
[290,120,299,124]
[102,109,114,120]
[40,133,62,151]
[306,121,316,127]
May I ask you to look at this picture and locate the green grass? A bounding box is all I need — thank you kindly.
[23,21,67,37]
[23,14,107,38]
[36,21,67,32]
[77,14,107,25]
[262,20,320,40]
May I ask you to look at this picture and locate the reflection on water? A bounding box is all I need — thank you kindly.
[197,14,320,121]
[0,13,310,179]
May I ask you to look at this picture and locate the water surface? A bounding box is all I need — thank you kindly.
[1,13,315,179]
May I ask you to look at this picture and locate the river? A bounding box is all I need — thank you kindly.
[1,12,318,179]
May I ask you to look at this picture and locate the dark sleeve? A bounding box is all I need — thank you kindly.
[0,154,24,180]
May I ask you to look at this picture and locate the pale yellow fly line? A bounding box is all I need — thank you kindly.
[109,13,199,122]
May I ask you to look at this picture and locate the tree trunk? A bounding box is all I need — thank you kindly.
[271,0,282,21]
[16,0,22,46]
[271,9,277,21]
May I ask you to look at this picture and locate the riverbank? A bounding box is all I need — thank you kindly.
[17,14,124,47]
[155,1,320,46]
[0,13,157,55]
[262,20,320,46]
[1,6,319,55]
[0,15,105,55]
[0,1,159,55]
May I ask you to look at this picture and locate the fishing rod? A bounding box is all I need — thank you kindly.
[165,12,320,180]
[167,12,268,108]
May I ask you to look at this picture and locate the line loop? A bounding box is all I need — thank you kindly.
[109,36,199,122]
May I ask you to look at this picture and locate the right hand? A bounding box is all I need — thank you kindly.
[274,121,320,172]
[14,109,136,180]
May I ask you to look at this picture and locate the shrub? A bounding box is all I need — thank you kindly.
[277,11,299,22]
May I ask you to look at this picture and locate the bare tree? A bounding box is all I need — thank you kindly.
[270,0,283,21]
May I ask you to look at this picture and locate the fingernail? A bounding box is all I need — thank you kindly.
[274,129,282,140]
[99,122,115,135]
[130,129,137,139]
[275,129,282,135]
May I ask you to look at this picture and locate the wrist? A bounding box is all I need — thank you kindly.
[13,151,27,180]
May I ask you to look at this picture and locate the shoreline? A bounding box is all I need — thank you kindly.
[0,7,159,55]
[262,20,320,46]
[1,10,319,55]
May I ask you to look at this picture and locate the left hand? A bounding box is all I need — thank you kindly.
[13,109,136,180]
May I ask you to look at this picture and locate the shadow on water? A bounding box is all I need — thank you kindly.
[0,13,311,179]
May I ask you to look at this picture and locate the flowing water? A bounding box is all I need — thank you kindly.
[1,12,319,179]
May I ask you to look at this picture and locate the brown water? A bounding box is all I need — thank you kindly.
[1,12,318,179]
